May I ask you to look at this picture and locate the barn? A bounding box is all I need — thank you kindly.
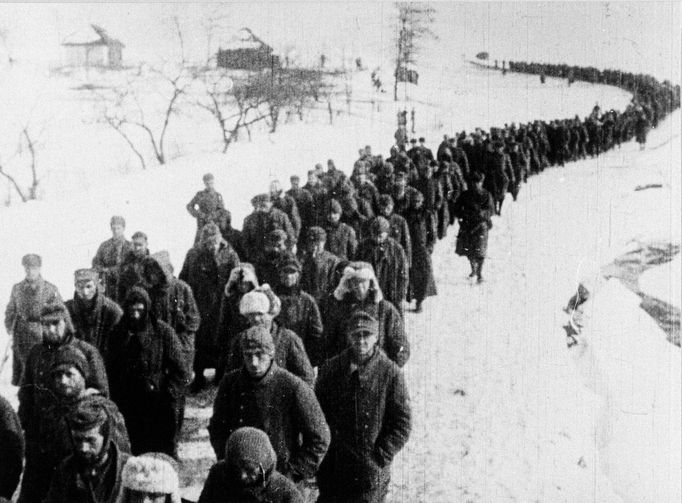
[216,28,280,71]
[61,24,124,69]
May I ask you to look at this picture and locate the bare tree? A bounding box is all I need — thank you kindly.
[0,122,45,203]
[92,64,190,167]
[393,2,437,101]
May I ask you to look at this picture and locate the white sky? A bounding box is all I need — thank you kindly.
[0,1,679,82]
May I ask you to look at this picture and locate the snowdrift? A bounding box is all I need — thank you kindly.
[570,278,681,503]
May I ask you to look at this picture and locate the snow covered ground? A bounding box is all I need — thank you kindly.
[0,62,679,502]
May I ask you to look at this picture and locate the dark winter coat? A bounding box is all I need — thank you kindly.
[253,250,288,289]
[454,187,495,259]
[18,334,109,440]
[508,149,528,198]
[287,187,315,237]
[179,240,240,370]
[390,185,420,217]
[215,266,259,378]
[315,348,411,498]
[208,363,330,479]
[324,221,358,261]
[302,183,329,227]
[405,208,438,302]
[5,276,63,385]
[0,394,23,501]
[199,461,303,503]
[66,290,122,362]
[369,213,412,268]
[484,150,514,202]
[43,442,130,503]
[106,288,190,456]
[187,188,226,243]
[116,249,150,303]
[299,249,342,305]
[242,208,296,261]
[275,286,324,367]
[18,391,130,503]
[356,238,409,312]
[226,322,315,387]
[322,293,409,368]
[92,237,133,302]
[142,252,201,364]
[273,194,302,241]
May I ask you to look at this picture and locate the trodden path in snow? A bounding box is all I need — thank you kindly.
[177,114,679,502]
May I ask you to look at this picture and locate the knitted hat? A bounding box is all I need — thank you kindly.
[226,427,276,474]
[239,291,270,315]
[369,216,390,236]
[74,268,99,283]
[345,311,379,336]
[50,345,89,380]
[121,453,180,502]
[239,325,276,356]
[327,198,342,215]
[110,216,126,227]
[22,254,42,268]
[306,226,327,243]
[41,303,69,324]
[68,395,109,432]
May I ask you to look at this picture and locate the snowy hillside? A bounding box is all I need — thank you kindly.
[0,61,679,503]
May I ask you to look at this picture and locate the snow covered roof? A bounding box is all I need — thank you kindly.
[62,24,124,47]
[218,28,273,52]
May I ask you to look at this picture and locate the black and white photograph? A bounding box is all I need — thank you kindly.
[0,1,680,502]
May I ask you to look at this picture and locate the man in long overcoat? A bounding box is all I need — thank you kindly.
[106,287,189,457]
[404,191,438,313]
[316,312,411,503]
[186,173,226,245]
[179,223,240,391]
[454,171,495,283]
[5,254,63,385]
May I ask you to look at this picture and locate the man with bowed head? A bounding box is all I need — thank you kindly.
[316,311,412,503]
[5,253,63,385]
[18,346,129,503]
[199,427,304,503]
[209,326,330,491]
[43,396,132,503]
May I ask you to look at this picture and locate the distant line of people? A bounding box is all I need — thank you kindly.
[2,59,678,503]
